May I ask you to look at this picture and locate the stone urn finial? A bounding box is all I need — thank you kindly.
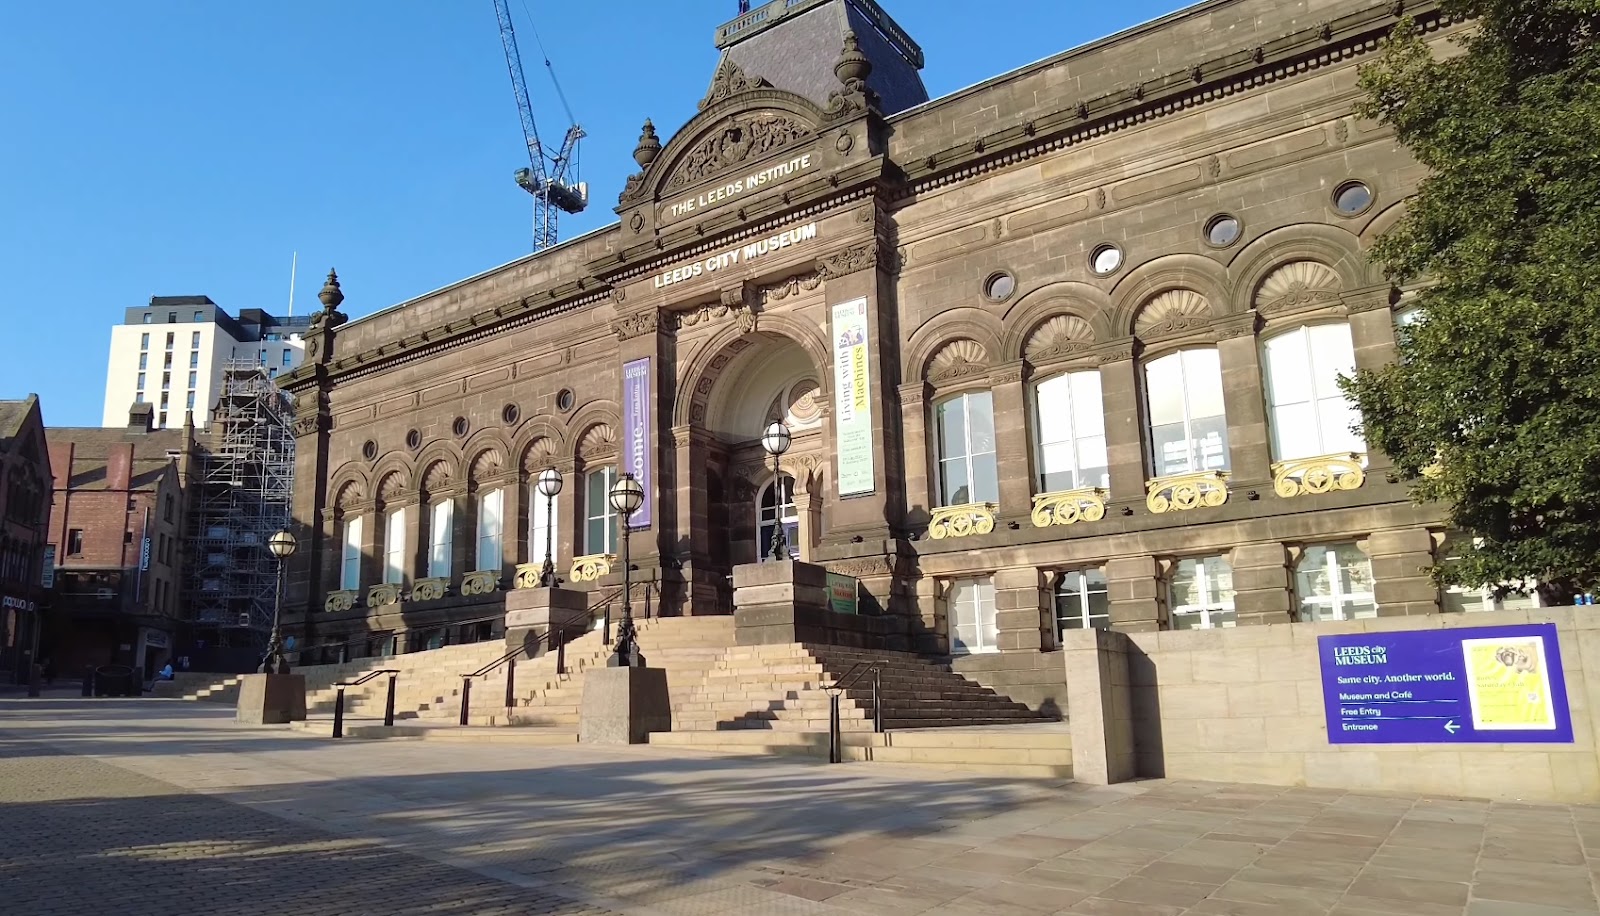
[318,269,345,310]
[834,29,872,89]
[633,119,661,169]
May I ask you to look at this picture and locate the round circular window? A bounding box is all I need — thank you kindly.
[361,440,378,462]
[405,429,422,451]
[1090,244,1124,276]
[501,403,520,425]
[982,272,1016,302]
[1333,180,1374,215]
[1205,214,1242,248]
[452,416,470,439]
[556,389,575,413]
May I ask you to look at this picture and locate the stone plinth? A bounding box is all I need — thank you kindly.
[579,666,671,745]
[732,560,908,649]
[504,586,592,656]
[235,673,307,725]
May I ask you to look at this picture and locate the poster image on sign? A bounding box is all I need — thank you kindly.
[831,297,875,496]
[1317,623,1573,745]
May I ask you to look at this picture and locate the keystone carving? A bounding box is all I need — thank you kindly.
[674,300,757,335]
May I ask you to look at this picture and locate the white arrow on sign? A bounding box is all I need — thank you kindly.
[1444,720,1460,734]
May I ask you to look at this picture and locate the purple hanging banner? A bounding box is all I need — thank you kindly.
[622,357,652,528]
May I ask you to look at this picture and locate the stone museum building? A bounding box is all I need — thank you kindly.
[282,0,1501,689]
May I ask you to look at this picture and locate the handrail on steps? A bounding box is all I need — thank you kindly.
[822,661,884,764]
[332,669,399,739]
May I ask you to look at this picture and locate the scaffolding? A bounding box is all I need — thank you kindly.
[184,360,295,649]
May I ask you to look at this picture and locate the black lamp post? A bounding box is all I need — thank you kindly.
[261,529,297,674]
[537,467,563,587]
[607,472,646,668]
[761,420,793,562]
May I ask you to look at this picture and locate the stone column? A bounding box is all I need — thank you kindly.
[1230,542,1294,626]
[553,459,577,579]
[1096,342,1145,505]
[356,503,380,594]
[989,361,1032,520]
[456,487,478,576]
[1107,555,1164,632]
[317,508,341,606]
[497,473,522,583]
[1368,527,1439,616]
[1347,287,1398,473]
[898,382,932,525]
[994,566,1051,652]
[408,496,428,581]
[388,496,418,588]
[793,471,821,563]
[1216,317,1273,485]
[609,304,671,567]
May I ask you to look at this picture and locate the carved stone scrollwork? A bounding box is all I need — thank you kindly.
[816,244,877,280]
[828,558,892,579]
[611,310,660,340]
[367,583,400,608]
[665,115,809,193]
[461,570,501,596]
[761,271,824,304]
[676,286,757,334]
[411,577,449,602]
[1272,453,1367,498]
[570,554,614,583]
[699,59,771,111]
[292,414,325,438]
[1030,488,1108,528]
[928,502,998,540]
[324,590,357,614]
[514,564,543,590]
[1146,471,1230,514]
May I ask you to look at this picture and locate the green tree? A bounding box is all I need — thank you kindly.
[1344,0,1600,603]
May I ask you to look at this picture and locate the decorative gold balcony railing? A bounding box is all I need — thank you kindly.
[324,590,358,613]
[1272,453,1367,498]
[514,563,545,590]
[928,502,998,540]
[1031,488,1108,528]
[367,583,401,608]
[570,554,615,583]
[461,570,501,596]
[411,577,449,602]
[1146,470,1230,514]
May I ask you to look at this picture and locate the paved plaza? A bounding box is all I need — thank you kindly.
[2,698,1600,915]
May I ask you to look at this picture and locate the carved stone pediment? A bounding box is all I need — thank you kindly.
[700,59,771,111]
[663,115,812,195]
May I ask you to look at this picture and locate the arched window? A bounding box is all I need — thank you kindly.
[585,465,619,555]
[383,507,407,585]
[1145,349,1229,477]
[427,499,453,578]
[1262,324,1363,460]
[758,476,800,562]
[936,391,998,506]
[1032,371,1108,493]
[475,488,504,572]
[339,516,363,591]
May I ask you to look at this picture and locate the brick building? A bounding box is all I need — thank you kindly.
[44,405,197,678]
[280,0,1492,703]
[0,395,52,684]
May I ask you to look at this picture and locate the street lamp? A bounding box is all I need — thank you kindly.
[761,420,793,562]
[262,529,297,675]
[607,472,646,668]
[536,467,564,587]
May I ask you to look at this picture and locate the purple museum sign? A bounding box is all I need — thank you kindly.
[1318,623,1573,745]
[622,357,652,528]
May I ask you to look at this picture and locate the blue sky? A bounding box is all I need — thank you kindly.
[0,0,1182,426]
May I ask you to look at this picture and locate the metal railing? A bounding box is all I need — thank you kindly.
[822,662,883,764]
[332,669,399,739]
[457,589,623,726]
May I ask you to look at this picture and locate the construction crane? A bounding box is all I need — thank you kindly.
[492,0,587,252]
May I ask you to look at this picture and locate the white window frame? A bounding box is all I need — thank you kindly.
[585,466,618,555]
[1144,349,1230,476]
[428,499,454,579]
[1056,569,1110,636]
[1263,324,1363,461]
[339,516,363,591]
[757,475,801,563]
[1170,556,1237,630]
[1032,371,1109,493]
[949,577,999,655]
[384,507,407,585]
[935,391,999,507]
[528,488,559,567]
[475,488,504,572]
[1295,543,1377,622]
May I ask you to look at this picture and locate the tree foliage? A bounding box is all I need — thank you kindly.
[1344,0,1600,601]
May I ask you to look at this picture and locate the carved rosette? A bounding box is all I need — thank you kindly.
[1030,488,1108,528]
[461,570,501,596]
[366,583,401,608]
[1146,471,1230,514]
[324,590,358,614]
[514,564,544,590]
[928,503,999,540]
[570,554,615,583]
[411,577,449,602]
[1272,453,1367,498]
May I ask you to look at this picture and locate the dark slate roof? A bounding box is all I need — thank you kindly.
[0,399,30,442]
[721,0,928,116]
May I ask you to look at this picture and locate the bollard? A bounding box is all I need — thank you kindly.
[384,675,397,728]
[332,686,347,738]
[504,657,516,709]
[872,667,883,734]
[81,666,93,697]
[26,664,41,698]
[556,629,566,676]
[828,692,843,764]
[459,677,472,726]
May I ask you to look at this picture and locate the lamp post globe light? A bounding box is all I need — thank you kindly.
[607,472,647,668]
[536,467,564,587]
[761,420,793,562]
[262,529,298,675]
